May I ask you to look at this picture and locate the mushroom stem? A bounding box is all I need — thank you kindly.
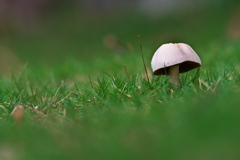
[169,65,180,86]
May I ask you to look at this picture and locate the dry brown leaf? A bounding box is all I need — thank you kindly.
[10,105,24,125]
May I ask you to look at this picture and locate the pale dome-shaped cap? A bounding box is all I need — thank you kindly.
[151,43,201,75]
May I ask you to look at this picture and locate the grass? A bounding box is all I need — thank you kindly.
[1,43,240,160]
[1,2,240,160]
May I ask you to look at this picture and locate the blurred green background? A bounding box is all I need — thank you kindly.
[0,0,239,75]
[1,1,240,160]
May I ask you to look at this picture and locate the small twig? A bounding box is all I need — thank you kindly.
[124,64,130,80]
[53,91,73,107]
[112,83,131,98]
[138,35,150,85]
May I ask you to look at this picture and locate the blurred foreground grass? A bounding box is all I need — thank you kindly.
[0,2,240,160]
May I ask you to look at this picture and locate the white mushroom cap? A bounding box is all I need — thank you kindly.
[151,43,201,75]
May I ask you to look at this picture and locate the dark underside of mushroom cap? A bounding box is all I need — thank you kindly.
[153,61,201,75]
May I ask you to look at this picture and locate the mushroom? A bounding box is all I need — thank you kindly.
[151,43,201,86]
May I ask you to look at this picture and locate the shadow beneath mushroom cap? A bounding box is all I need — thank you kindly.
[153,61,201,75]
